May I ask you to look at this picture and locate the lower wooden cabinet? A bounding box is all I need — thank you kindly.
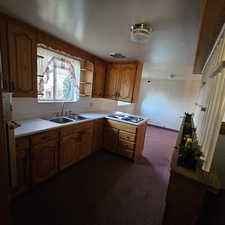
[13,119,145,197]
[103,119,147,160]
[92,119,104,152]
[14,137,30,195]
[103,126,119,153]
[78,129,93,160]
[31,140,58,184]
[60,132,81,169]
[60,121,94,170]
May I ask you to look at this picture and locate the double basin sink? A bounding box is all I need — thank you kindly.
[49,115,87,124]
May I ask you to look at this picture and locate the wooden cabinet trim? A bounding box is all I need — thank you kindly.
[119,130,136,142]
[105,119,137,134]
[31,130,59,146]
[119,139,135,150]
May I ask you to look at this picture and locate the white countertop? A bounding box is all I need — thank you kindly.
[15,113,106,138]
[15,112,148,138]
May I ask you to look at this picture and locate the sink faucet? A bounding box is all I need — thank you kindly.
[60,102,65,116]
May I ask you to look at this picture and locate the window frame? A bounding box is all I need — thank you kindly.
[37,46,81,103]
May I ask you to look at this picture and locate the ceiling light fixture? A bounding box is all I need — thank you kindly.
[130,23,153,43]
[109,52,126,59]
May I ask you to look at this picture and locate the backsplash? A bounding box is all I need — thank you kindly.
[12,97,136,121]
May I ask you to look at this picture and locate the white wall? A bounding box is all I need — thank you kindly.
[12,97,135,121]
[135,78,201,130]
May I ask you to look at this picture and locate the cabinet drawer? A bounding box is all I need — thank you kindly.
[16,137,30,150]
[32,139,58,152]
[119,139,135,150]
[119,130,136,142]
[31,130,59,145]
[61,121,93,137]
[105,119,137,134]
[118,148,134,159]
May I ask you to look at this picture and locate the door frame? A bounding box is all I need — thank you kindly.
[0,86,10,224]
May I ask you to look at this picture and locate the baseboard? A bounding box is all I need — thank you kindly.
[148,124,179,132]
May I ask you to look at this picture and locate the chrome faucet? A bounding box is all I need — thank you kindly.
[60,102,65,116]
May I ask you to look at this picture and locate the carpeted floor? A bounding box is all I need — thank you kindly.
[12,126,178,225]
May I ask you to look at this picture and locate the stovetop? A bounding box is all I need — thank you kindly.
[107,113,144,123]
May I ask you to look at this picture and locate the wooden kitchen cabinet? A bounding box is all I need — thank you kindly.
[7,20,37,97]
[14,137,30,195]
[80,60,94,97]
[92,119,104,152]
[0,15,10,91]
[60,132,81,169]
[118,64,137,102]
[104,63,120,100]
[78,128,93,160]
[104,62,142,102]
[31,130,59,184]
[60,121,94,169]
[103,126,119,153]
[103,119,147,160]
[31,140,58,184]
[92,59,107,97]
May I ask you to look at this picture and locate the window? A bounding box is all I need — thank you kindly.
[37,46,80,102]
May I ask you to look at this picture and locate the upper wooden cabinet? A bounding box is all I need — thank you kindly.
[80,60,94,97]
[7,21,37,97]
[104,62,142,102]
[104,63,121,100]
[0,15,10,91]
[118,64,137,102]
[92,59,107,98]
[8,22,37,97]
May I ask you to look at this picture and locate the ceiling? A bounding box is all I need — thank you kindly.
[0,0,201,79]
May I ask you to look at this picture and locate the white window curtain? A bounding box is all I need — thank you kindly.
[194,25,225,172]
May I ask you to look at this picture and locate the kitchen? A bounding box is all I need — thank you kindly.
[0,0,225,225]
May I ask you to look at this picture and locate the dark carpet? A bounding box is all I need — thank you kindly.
[197,190,225,225]
[12,126,178,225]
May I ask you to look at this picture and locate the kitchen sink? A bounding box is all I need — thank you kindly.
[67,115,87,121]
[49,115,88,124]
[50,117,73,124]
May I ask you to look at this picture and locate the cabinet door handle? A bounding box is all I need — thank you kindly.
[3,80,8,90]
[10,81,15,92]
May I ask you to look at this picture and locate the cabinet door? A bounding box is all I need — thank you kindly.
[103,126,119,152]
[93,59,106,97]
[79,129,93,160]
[31,140,58,184]
[14,138,30,195]
[92,119,103,152]
[104,64,120,100]
[0,16,10,91]
[60,133,81,170]
[8,21,37,97]
[118,64,137,102]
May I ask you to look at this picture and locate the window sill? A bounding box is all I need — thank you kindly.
[38,101,79,104]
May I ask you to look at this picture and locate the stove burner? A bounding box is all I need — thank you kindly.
[108,114,144,123]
